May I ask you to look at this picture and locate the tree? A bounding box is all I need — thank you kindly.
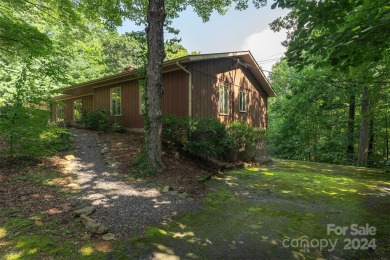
[145,0,166,171]
[270,0,390,165]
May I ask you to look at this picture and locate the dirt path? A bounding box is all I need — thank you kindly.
[68,128,199,237]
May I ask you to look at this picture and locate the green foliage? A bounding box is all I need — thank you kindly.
[268,60,390,167]
[270,0,390,69]
[162,116,265,161]
[184,117,227,158]
[131,148,156,177]
[162,115,188,147]
[81,108,125,133]
[225,121,266,161]
[0,104,72,158]
[0,62,71,158]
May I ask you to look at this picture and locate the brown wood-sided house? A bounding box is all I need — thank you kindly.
[52,51,276,130]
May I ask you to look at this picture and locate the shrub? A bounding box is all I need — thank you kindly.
[130,148,156,177]
[225,121,266,161]
[162,115,188,147]
[81,109,125,133]
[184,117,227,158]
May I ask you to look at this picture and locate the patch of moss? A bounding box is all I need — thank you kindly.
[113,159,389,259]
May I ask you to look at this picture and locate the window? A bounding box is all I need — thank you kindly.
[219,84,229,115]
[110,87,121,116]
[239,90,247,112]
[56,105,64,122]
[73,100,82,122]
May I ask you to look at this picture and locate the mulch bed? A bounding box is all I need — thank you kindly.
[97,131,219,201]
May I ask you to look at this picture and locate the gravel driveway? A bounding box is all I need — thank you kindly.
[69,128,199,237]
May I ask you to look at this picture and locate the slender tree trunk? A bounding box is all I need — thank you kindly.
[357,87,370,165]
[347,94,356,160]
[146,0,166,173]
[386,114,389,161]
[368,119,374,164]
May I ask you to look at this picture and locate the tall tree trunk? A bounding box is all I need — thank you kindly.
[357,87,370,165]
[347,94,355,160]
[146,0,166,173]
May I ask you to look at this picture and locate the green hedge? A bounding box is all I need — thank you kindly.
[162,116,266,161]
[184,117,227,158]
[81,109,125,133]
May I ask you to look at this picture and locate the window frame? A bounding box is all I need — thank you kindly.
[219,84,229,115]
[110,87,122,116]
[239,90,247,113]
[56,104,65,122]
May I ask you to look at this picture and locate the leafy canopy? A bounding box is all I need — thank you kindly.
[270,0,390,69]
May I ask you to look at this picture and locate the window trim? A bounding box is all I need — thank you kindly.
[239,90,247,113]
[219,84,229,115]
[110,87,122,116]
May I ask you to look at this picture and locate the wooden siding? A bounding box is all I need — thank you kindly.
[93,69,189,129]
[162,69,189,117]
[189,58,268,128]
[53,95,93,122]
[93,80,143,129]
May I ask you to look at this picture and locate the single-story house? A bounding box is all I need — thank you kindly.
[52,51,276,130]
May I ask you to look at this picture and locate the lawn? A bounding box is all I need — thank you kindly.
[1,158,389,259]
[113,159,390,259]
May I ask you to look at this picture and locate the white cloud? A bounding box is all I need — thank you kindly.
[242,28,287,72]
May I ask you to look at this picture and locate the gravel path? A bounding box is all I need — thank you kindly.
[69,128,199,237]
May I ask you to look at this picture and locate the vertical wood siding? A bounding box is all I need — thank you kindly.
[92,69,189,129]
[162,69,189,117]
[54,95,93,122]
[189,58,268,128]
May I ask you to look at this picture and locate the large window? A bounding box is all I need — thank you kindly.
[239,90,247,112]
[110,87,121,116]
[73,99,82,122]
[219,84,229,115]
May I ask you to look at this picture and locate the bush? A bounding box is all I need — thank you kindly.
[39,126,73,153]
[161,116,265,161]
[162,115,188,147]
[225,121,266,161]
[81,109,125,133]
[184,117,227,158]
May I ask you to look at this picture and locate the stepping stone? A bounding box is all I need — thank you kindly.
[75,206,95,216]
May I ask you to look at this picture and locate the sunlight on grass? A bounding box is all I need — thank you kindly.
[27,248,38,254]
[172,231,195,238]
[146,227,168,236]
[0,227,6,238]
[321,190,338,195]
[154,243,175,254]
[246,167,260,171]
[261,171,274,176]
[4,252,22,260]
[80,246,95,256]
[115,159,389,259]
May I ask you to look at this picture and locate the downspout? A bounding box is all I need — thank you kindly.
[176,61,192,117]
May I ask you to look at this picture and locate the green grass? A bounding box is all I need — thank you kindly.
[113,159,390,259]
